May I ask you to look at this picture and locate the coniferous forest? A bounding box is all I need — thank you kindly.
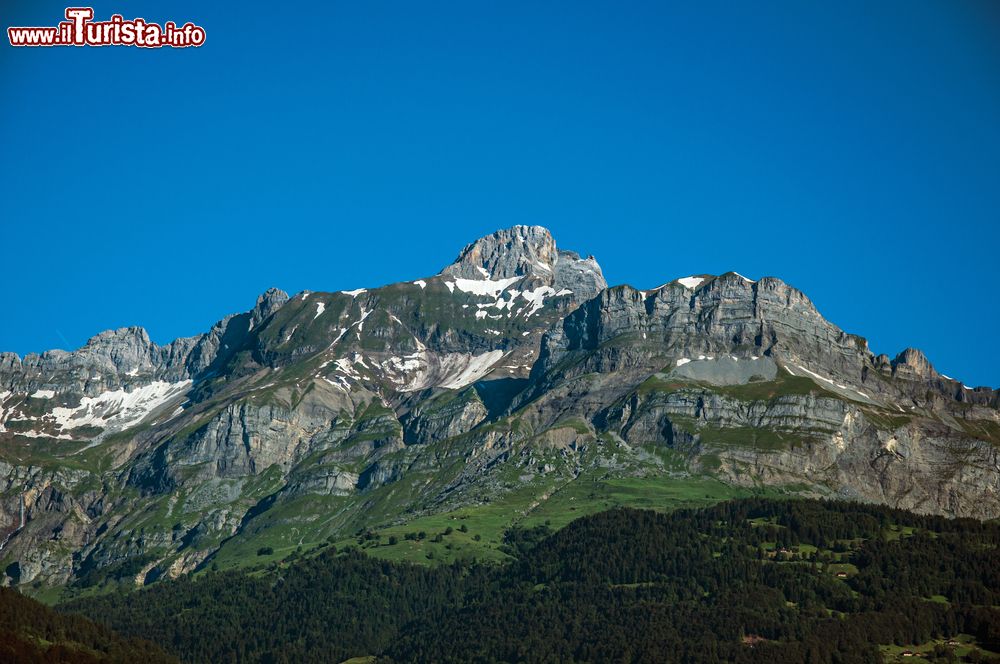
[0,586,175,663]
[48,499,1000,663]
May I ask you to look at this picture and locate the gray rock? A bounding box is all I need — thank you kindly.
[441,225,607,301]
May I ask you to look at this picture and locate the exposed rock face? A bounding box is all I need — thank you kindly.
[0,327,192,397]
[553,250,606,302]
[606,384,1000,519]
[515,271,1000,524]
[531,274,980,410]
[402,389,487,444]
[441,225,607,301]
[183,287,289,378]
[444,225,559,279]
[891,348,935,380]
[0,226,998,591]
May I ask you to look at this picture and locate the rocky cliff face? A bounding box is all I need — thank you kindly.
[440,225,606,301]
[0,225,997,590]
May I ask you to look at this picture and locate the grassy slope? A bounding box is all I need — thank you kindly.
[214,468,801,571]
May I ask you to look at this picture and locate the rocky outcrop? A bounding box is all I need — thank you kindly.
[441,225,607,301]
[891,348,935,380]
[402,388,488,444]
[183,287,289,378]
[531,275,995,412]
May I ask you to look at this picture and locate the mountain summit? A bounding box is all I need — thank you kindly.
[441,225,606,300]
[0,226,998,590]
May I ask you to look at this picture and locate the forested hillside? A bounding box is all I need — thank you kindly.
[0,586,175,663]
[62,499,1000,663]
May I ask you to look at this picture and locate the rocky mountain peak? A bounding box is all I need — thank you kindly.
[443,225,557,280]
[441,225,607,301]
[252,288,289,324]
[74,326,157,374]
[892,347,936,379]
[86,326,152,349]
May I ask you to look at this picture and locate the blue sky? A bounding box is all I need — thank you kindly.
[2,1,998,387]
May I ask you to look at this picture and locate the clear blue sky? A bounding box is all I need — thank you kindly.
[2,1,998,387]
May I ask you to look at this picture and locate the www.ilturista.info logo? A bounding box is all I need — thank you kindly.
[8,7,205,48]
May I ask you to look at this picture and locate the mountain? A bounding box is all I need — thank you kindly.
[0,225,998,591]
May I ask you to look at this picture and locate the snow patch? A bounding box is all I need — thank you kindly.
[453,276,520,297]
[31,389,55,399]
[792,364,872,401]
[342,288,367,298]
[675,358,691,367]
[0,391,12,432]
[322,377,348,392]
[520,286,556,318]
[383,354,423,373]
[49,380,192,432]
[438,350,505,389]
[356,306,372,333]
[677,276,705,289]
[413,280,426,289]
[333,358,361,379]
[387,350,506,392]
[16,430,72,440]
[313,302,326,319]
